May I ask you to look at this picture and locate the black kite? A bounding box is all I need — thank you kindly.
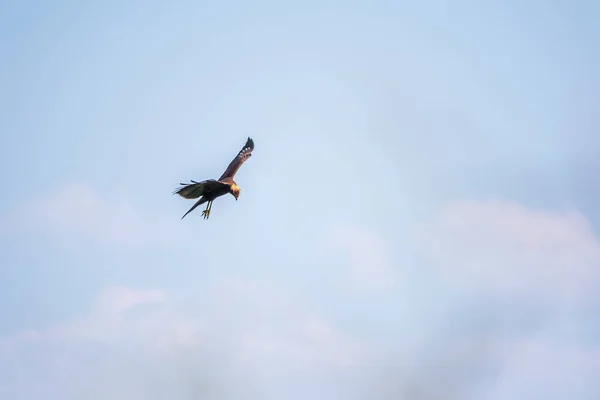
[174,137,254,220]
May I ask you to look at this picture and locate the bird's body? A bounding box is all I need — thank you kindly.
[174,138,254,219]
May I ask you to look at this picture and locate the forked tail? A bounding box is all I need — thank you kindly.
[181,197,207,219]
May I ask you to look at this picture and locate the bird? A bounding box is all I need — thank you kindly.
[173,137,254,220]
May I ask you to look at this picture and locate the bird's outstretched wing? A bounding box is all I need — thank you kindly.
[218,137,254,180]
[173,179,229,199]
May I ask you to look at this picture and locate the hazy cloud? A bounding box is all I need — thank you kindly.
[0,277,368,400]
[3,201,600,399]
[93,285,166,314]
[1,183,187,246]
[416,200,600,307]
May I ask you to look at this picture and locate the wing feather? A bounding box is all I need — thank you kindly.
[218,137,254,180]
[173,179,228,199]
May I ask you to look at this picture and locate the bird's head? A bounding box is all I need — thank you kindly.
[231,184,240,201]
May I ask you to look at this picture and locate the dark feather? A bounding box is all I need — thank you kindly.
[173,179,228,199]
[218,137,254,180]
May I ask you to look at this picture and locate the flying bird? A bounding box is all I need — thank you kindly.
[174,137,254,220]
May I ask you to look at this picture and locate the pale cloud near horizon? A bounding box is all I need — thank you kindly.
[0,183,188,246]
[485,337,600,400]
[370,199,600,399]
[2,199,600,399]
[0,277,369,400]
[3,292,598,400]
[416,200,600,307]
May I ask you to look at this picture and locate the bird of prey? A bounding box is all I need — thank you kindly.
[174,137,254,220]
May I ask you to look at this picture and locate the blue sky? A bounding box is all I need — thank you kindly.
[1,0,599,398]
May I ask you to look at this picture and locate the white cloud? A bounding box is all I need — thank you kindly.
[323,223,396,291]
[0,286,177,348]
[365,330,600,400]
[93,285,166,314]
[0,278,368,400]
[416,200,600,306]
[205,276,367,372]
[3,200,600,399]
[485,337,600,400]
[342,199,600,400]
[1,183,187,246]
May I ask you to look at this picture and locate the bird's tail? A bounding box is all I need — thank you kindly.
[181,197,207,219]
